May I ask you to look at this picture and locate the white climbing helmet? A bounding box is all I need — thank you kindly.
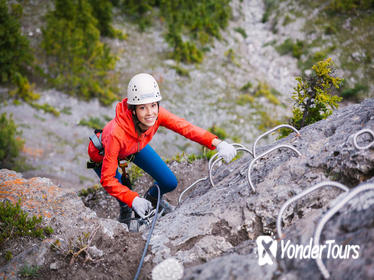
[127,73,162,105]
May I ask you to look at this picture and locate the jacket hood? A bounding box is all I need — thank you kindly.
[114,98,138,139]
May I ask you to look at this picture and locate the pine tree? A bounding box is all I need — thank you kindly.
[42,0,118,105]
[0,0,33,83]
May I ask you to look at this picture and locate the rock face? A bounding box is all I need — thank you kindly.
[1,99,374,280]
[0,170,148,280]
[150,98,374,280]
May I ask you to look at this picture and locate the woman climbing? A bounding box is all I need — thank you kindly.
[87,73,237,225]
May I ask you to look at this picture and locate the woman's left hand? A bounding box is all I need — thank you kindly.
[216,141,237,162]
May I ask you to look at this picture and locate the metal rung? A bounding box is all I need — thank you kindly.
[209,147,253,188]
[178,177,208,205]
[179,144,253,205]
[247,144,301,193]
[314,183,374,279]
[277,181,349,239]
[353,128,374,150]
[252,124,300,157]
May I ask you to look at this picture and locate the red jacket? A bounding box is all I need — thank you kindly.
[88,98,217,207]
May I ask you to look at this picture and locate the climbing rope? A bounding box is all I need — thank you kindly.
[276,181,349,239]
[313,183,374,279]
[352,128,374,150]
[134,185,161,280]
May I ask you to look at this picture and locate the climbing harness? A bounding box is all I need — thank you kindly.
[313,183,374,279]
[247,144,301,193]
[134,184,161,280]
[89,129,104,155]
[352,128,374,150]
[276,181,349,239]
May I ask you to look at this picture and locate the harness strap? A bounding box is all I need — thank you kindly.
[89,130,104,155]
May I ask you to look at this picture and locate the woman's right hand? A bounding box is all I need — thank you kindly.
[132,196,153,219]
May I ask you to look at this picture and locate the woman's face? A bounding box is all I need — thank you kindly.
[135,102,159,128]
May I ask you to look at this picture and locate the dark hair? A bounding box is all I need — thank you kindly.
[127,102,160,112]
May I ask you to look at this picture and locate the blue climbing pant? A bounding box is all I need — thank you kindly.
[93,144,178,206]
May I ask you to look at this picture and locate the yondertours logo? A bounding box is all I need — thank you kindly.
[256,236,360,266]
[256,236,278,265]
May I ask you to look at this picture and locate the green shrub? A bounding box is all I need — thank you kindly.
[289,58,343,131]
[78,184,100,197]
[78,117,106,130]
[120,0,155,31]
[276,38,305,59]
[0,199,53,247]
[29,102,60,117]
[0,0,34,84]
[166,29,203,64]
[0,113,24,169]
[169,65,190,77]
[19,264,40,278]
[341,83,368,100]
[8,73,40,102]
[42,0,119,105]
[262,0,277,23]
[208,125,227,140]
[236,94,254,105]
[120,0,231,63]
[327,0,374,13]
[254,82,280,105]
[240,81,253,92]
[234,27,247,38]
